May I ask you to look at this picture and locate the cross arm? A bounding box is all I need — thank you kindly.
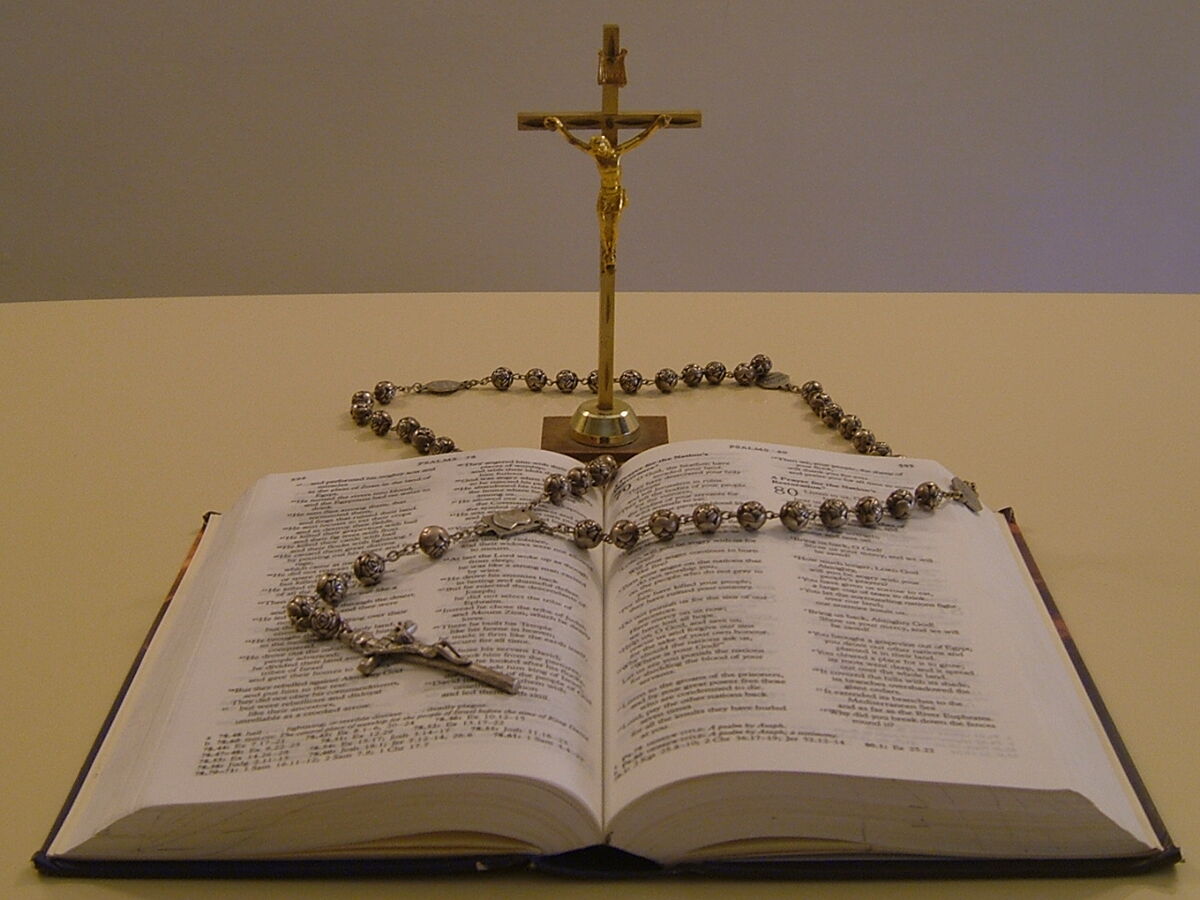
[517,110,702,130]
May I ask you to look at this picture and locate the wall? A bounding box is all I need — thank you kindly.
[2,0,1198,300]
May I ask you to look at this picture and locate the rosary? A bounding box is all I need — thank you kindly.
[286,355,981,694]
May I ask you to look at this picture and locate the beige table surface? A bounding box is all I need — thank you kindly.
[2,292,1196,899]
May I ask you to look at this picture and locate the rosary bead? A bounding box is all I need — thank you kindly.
[394,416,421,442]
[619,369,643,394]
[368,410,393,436]
[733,362,757,386]
[432,436,456,454]
[544,473,568,505]
[855,496,885,526]
[648,509,681,541]
[681,363,704,387]
[779,500,814,531]
[915,481,945,510]
[418,525,452,559]
[807,391,831,413]
[352,390,374,407]
[524,368,549,391]
[851,429,876,453]
[819,498,850,529]
[886,488,915,519]
[373,381,397,404]
[352,551,386,586]
[566,466,591,497]
[572,519,604,549]
[799,380,822,401]
[410,427,436,454]
[837,415,863,439]
[692,503,723,533]
[750,354,773,378]
[609,519,640,551]
[872,442,892,457]
[350,403,373,426]
[654,368,679,392]
[315,572,350,605]
[286,594,317,630]
[736,500,769,530]
[704,361,727,384]
[490,367,515,391]
[586,369,599,392]
[555,369,579,393]
[307,603,344,640]
[586,454,617,487]
[819,402,844,427]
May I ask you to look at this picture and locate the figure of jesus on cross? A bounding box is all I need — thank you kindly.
[542,113,671,273]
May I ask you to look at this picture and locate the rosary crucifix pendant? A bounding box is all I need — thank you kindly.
[344,620,517,694]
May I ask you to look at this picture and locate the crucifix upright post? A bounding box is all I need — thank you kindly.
[519,25,701,449]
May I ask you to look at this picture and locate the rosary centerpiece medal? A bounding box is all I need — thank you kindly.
[519,25,701,456]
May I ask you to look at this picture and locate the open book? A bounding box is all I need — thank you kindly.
[36,440,1178,877]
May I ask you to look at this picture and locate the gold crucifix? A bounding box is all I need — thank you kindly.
[520,24,701,449]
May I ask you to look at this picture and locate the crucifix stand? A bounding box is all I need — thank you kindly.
[520,25,701,459]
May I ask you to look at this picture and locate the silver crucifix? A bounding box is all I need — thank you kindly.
[343,620,517,694]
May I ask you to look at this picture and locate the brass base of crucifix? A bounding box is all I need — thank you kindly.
[520,24,700,456]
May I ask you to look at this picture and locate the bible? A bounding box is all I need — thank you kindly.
[35,440,1179,878]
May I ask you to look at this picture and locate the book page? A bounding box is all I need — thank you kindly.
[71,448,606,857]
[602,440,1152,849]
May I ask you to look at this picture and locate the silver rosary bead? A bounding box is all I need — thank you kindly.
[544,473,568,505]
[352,390,374,407]
[819,498,850,529]
[648,509,681,541]
[418,525,451,559]
[555,369,579,393]
[524,368,549,391]
[704,361,727,384]
[886,488,915,519]
[799,380,823,401]
[286,595,317,630]
[350,403,373,426]
[572,519,604,549]
[855,496,885,527]
[410,427,437,454]
[368,410,393,436]
[736,500,769,531]
[837,415,863,439]
[315,572,350,605]
[733,363,757,386]
[565,466,591,497]
[394,416,421,442]
[779,500,814,531]
[654,368,679,392]
[307,603,345,640]
[692,503,723,533]
[807,391,831,413]
[681,363,704,387]
[353,551,387,586]
[586,369,599,392]
[373,381,397,404]
[432,436,457,454]
[619,369,643,394]
[750,354,773,378]
[915,481,945,510]
[851,429,876,454]
[819,402,844,427]
[872,442,892,457]
[586,454,617,487]
[490,367,515,391]
[609,519,640,550]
